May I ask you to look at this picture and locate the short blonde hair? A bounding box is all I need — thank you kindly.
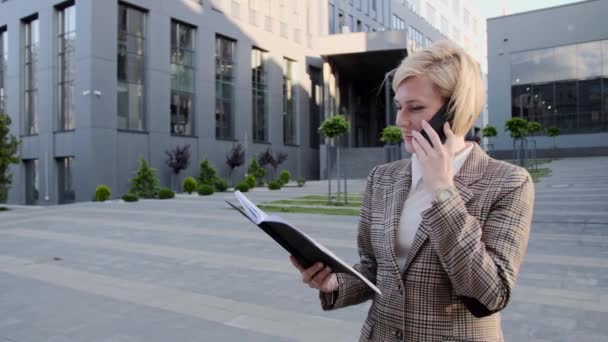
[391,40,485,136]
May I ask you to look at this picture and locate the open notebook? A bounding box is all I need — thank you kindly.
[227,190,381,295]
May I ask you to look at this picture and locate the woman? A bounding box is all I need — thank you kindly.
[290,40,534,341]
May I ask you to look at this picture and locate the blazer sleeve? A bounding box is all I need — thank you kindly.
[421,167,534,318]
[320,165,379,311]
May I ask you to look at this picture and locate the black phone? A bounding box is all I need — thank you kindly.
[420,101,454,147]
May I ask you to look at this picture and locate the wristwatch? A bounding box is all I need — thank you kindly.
[434,186,458,203]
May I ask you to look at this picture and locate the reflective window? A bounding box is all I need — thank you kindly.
[58,4,76,131]
[170,20,195,136]
[23,17,39,135]
[215,35,236,139]
[283,57,296,145]
[0,28,7,114]
[576,41,602,79]
[117,4,146,131]
[57,157,75,204]
[252,48,267,142]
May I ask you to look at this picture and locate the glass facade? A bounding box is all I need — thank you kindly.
[215,35,236,139]
[392,14,406,31]
[283,57,296,145]
[24,17,39,135]
[58,4,76,131]
[251,48,267,142]
[511,39,608,134]
[57,157,74,204]
[117,4,146,131]
[408,26,425,52]
[170,20,195,136]
[0,28,6,114]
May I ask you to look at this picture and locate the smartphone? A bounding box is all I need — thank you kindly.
[420,101,454,147]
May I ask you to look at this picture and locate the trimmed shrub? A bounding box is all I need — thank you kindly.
[279,170,291,185]
[129,158,160,198]
[214,178,229,192]
[245,174,256,189]
[159,188,175,199]
[268,180,282,190]
[248,159,266,186]
[198,184,214,196]
[95,185,111,202]
[235,182,250,192]
[183,176,197,194]
[199,159,217,185]
[122,193,139,202]
[297,178,306,187]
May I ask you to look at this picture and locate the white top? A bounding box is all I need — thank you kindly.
[396,144,474,272]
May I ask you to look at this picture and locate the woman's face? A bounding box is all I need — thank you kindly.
[394,76,446,154]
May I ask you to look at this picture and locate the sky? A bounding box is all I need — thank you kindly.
[471,0,587,19]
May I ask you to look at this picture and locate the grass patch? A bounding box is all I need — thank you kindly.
[267,199,362,207]
[298,194,363,201]
[257,205,360,216]
[528,168,552,183]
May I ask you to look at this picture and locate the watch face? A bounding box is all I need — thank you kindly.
[439,189,453,201]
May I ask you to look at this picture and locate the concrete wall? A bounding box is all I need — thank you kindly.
[487,0,608,153]
[0,0,321,204]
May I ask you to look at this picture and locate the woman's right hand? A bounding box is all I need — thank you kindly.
[290,256,339,293]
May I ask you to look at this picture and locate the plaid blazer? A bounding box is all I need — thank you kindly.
[320,144,534,342]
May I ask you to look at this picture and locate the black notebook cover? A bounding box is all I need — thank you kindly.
[227,191,381,295]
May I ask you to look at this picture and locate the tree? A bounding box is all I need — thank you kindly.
[257,147,288,180]
[129,158,160,198]
[504,117,529,167]
[527,121,543,135]
[319,114,350,204]
[225,143,245,185]
[482,125,497,139]
[547,127,560,150]
[380,125,402,144]
[380,125,403,162]
[165,144,191,190]
[0,114,19,203]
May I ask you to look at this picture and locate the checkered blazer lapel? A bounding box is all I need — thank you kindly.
[384,159,412,277]
[397,144,490,275]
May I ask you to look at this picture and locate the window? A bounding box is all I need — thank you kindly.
[426,3,436,27]
[463,9,469,27]
[170,21,196,136]
[23,16,39,135]
[0,28,7,114]
[441,16,449,35]
[57,157,75,204]
[338,10,345,32]
[251,48,267,142]
[356,19,362,32]
[408,26,424,52]
[509,39,608,135]
[117,4,146,131]
[392,14,405,31]
[215,35,236,139]
[283,58,296,145]
[57,4,76,131]
[371,0,377,11]
[24,159,39,205]
[328,4,335,34]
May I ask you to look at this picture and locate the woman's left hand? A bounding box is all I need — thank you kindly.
[411,121,457,192]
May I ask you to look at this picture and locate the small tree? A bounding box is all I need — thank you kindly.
[380,125,403,162]
[225,143,245,185]
[505,117,529,167]
[319,114,350,204]
[129,158,160,198]
[257,147,288,180]
[482,125,498,153]
[0,114,19,203]
[380,125,402,144]
[198,159,217,185]
[547,127,561,150]
[527,121,543,135]
[165,144,191,191]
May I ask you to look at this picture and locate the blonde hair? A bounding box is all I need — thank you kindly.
[391,40,485,136]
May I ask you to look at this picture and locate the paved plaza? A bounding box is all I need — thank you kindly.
[1,157,608,341]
